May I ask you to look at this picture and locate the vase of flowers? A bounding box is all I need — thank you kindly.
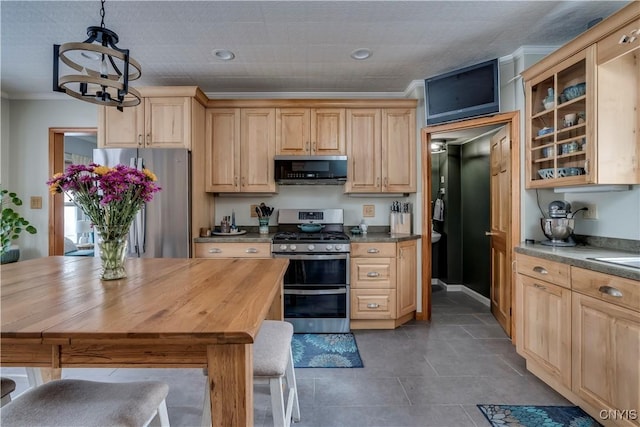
[47,164,161,280]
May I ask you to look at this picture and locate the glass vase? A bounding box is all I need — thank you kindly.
[98,237,128,280]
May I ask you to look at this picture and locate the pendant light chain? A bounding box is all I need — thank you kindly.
[100,0,106,28]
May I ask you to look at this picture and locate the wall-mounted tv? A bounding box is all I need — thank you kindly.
[424,58,499,126]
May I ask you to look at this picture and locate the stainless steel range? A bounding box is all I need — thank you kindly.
[272,209,350,333]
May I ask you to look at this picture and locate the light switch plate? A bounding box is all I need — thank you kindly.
[30,196,42,209]
[363,205,375,217]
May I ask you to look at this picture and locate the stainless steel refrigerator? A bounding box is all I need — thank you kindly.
[93,148,191,258]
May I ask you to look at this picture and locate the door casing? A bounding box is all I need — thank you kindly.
[420,112,520,339]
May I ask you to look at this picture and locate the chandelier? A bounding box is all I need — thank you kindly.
[53,0,141,110]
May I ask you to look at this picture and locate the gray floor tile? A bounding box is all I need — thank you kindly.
[2,289,571,427]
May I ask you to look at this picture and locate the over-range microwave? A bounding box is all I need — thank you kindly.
[274,155,347,185]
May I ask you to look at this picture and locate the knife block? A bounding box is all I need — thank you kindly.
[390,213,411,234]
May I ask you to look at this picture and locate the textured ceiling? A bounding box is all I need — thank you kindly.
[0,1,631,98]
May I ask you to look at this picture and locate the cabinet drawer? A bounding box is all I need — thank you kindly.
[194,242,271,258]
[597,18,640,64]
[571,266,640,312]
[351,242,396,258]
[351,289,396,319]
[516,254,570,288]
[351,258,395,289]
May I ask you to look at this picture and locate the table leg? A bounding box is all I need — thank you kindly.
[205,343,253,427]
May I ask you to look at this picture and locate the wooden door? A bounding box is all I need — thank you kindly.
[396,240,417,317]
[205,108,240,192]
[345,109,381,193]
[572,292,640,426]
[276,108,310,155]
[311,108,346,155]
[240,108,276,193]
[516,274,572,387]
[382,108,416,192]
[145,97,190,149]
[489,125,512,335]
[98,105,143,148]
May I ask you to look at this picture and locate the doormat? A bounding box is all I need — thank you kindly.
[291,333,364,368]
[477,404,603,427]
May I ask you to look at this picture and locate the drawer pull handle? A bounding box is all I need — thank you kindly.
[598,286,623,298]
[245,248,258,253]
[367,272,380,278]
[367,303,380,309]
[533,266,548,275]
[208,248,222,254]
[367,248,379,253]
[533,283,547,290]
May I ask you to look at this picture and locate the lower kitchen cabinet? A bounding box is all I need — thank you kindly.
[194,242,271,258]
[571,268,640,427]
[350,239,417,329]
[515,253,640,427]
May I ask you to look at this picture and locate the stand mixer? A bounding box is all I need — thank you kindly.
[540,200,576,247]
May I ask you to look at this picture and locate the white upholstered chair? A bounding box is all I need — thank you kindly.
[202,320,300,427]
[0,379,170,427]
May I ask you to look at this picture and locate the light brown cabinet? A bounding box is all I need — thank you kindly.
[205,108,276,193]
[276,108,345,155]
[194,242,272,258]
[345,108,416,193]
[523,6,640,188]
[571,266,640,427]
[515,254,572,388]
[350,240,417,328]
[99,96,193,149]
[515,252,640,426]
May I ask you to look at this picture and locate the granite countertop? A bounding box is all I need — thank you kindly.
[516,242,640,281]
[194,231,273,243]
[348,232,421,243]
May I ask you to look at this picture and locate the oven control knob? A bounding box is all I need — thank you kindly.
[279,244,288,251]
[326,245,333,251]
[335,244,343,251]
[308,244,315,251]
[290,245,297,251]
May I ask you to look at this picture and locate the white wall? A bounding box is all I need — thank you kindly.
[2,98,97,260]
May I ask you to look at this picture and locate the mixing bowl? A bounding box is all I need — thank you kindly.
[540,218,574,242]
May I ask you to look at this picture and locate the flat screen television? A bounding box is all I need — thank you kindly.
[424,58,499,126]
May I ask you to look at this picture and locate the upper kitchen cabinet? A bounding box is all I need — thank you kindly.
[523,4,640,188]
[276,108,346,155]
[205,108,276,193]
[98,87,208,150]
[345,107,416,193]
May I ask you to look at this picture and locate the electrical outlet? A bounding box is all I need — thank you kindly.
[30,196,42,209]
[582,203,598,219]
[250,204,258,217]
[363,205,375,217]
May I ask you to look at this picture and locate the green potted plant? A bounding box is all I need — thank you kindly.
[1,188,37,264]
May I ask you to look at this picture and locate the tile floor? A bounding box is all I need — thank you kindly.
[2,287,569,426]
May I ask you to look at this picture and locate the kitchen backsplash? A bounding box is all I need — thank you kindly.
[213,186,418,229]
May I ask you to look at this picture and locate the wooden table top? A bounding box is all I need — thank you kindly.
[1,256,289,345]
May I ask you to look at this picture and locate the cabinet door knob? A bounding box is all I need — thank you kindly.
[533,266,548,275]
[245,248,258,253]
[138,134,143,146]
[367,271,380,278]
[598,285,623,298]
[312,141,317,152]
[367,303,380,309]
[208,248,222,253]
[367,248,379,253]
[146,133,150,145]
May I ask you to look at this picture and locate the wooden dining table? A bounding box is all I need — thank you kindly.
[1,256,288,427]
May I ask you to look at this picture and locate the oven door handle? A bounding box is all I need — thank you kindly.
[273,254,349,260]
[285,288,347,295]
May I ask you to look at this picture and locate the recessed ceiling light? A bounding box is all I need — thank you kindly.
[350,48,372,60]
[213,49,235,61]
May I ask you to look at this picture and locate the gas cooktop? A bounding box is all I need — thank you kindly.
[272,231,350,242]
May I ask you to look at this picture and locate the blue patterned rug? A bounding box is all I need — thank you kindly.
[478,404,603,427]
[291,333,364,368]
